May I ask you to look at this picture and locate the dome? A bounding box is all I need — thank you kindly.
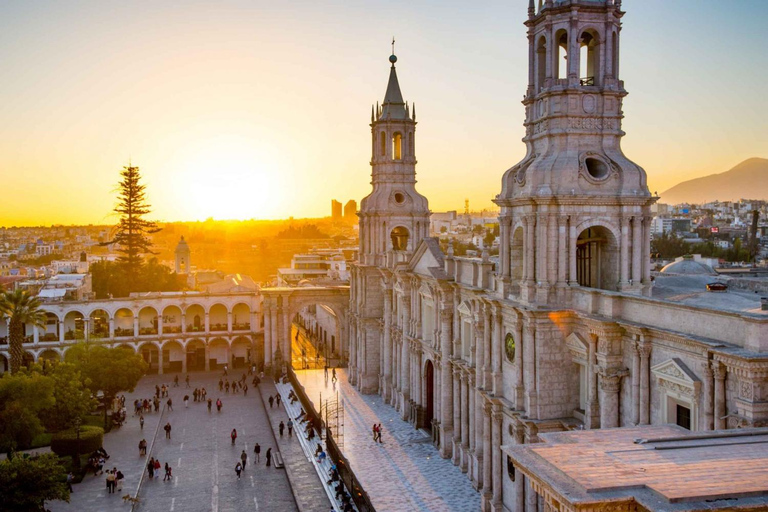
[175,236,190,253]
[660,258,717,276]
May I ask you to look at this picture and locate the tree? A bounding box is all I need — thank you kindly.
[0,452,70,510]
[0,289,47,373]
[0,372,55,456]
[90,258,182,298]
[102,164,161,292]
[24,361,96,433]
[65,344,147,428]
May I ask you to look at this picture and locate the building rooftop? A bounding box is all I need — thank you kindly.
[505,425,768,511]
[652,274,768,315]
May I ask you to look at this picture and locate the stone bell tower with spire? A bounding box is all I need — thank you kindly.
[358,47,430,268]
[495,0,655,305]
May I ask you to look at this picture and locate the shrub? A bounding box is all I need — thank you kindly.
[50,426,103,458]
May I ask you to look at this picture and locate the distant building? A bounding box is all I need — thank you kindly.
[175,236,191,274]
[277,250,350,286]
[651,217,692,235]
[331,200,342,221]
[343,200,357,221]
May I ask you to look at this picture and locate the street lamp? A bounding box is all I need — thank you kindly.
[73,417,82,470]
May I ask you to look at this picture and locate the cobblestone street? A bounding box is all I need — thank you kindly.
[49,372,301,512]
[296,369,481,512]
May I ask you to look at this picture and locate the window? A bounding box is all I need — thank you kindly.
[504,333,516,362]
[391,226,409,251]
[393,132,402,160]
[536,36,547,91]
[555,30,568,80]
[579,31,600,86]
[421,299,434,342]
[380,131,386,156]
[461,320,472,360]
[507,456,516,482]
[676,404,691,430]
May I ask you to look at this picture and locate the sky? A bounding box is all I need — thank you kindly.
[1,0,766,226]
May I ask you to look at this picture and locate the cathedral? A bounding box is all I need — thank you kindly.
[349,1,768,511]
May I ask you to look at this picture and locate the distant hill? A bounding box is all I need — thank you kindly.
[660,158,768,205]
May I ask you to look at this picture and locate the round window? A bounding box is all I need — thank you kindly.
[585,157,609,180]
[394,192,405,204]
[505,333,516,362]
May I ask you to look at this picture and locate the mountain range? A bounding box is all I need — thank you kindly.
[659,158,768,205]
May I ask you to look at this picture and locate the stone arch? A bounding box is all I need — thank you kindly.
[37,348,62,362]
[162,305,183,334]
[185,338,206,372]
[554,28,569,80]
[208,337,230,370]
[535,34,547,91]
[280,291,349,369]
[390,225,410,252]
[575,224,620,291]
[208,304,228,332]
[184,304,205,333]
[579,28,601,85]
[231,336,252,369]
[423,359,435,429]
[231,303,251,331]
[22,350,36,367]
[41,312,60,341]
[114,308,134,337]
[138,341,160,374]
[138,306,159,335]
[89,308,110,339]
[63,310,85,341]
[161,340,184,373]
[0,353,7,374]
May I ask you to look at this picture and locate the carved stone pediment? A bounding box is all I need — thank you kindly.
[565,332,589,364]
[457,301,472,317]
[651,358,701,398]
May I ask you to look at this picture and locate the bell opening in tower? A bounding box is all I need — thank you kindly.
[576,226,619,291]
[390,226,409,251]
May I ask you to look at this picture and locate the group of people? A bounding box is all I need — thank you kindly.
[218,374,250,395]
[105,467,125,493]
[328,465,355,512]
[86,447,110,476]
[371,423,384,443]
[146,457,172,482]
[267,393,282,408]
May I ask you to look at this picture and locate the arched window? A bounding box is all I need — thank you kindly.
[536,36,547,91]
[391,226,409,251]
[579,31,600,86]
[505,333,516,362]
[576,226,619,291]
[392,132,402,160]
[380,131,386,157]
[555,30,568,80]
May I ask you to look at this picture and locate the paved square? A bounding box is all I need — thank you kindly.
[49,372,298,512]
[296,369,481,512]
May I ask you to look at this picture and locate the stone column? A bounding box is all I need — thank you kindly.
[204,312,210,333]
[703,362,714,431]
[158,345,164,375]
[535,213,548,285]
[569,221,577,284]
[642,216,653,284]
[482,402,492,503]
[263,305,272,366]
[452,367,462,466]
[524,216,535,284]
[713,362,726,430]
[133,316,139,338]
[282,309,290,362]
[491,406,503,511]
[204,343,210,372]
[638,343,651,425]
[156,315,162,338]
[631,216,642,284]
[439,308,453,457]
[515,321,524,409]
[461,373,469,472]
[620,217,630,286]
[587,335,600,429]
[383,288,392,401]
[483,306,493,390]
[500,217,511,280]
[631,341,640,425]
[270,308,278,365]
[181,349,187,373]
[599,373,622,429]
[33,325,39,344]
[523,321,537,419]
[109,318,115,339]
[493,308,503,397]
[468,373,477,482]
[526,479,538,512]
[227,311,233,332]
[557,215,567,286]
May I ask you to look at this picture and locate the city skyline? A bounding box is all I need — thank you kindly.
[1,0,766,226]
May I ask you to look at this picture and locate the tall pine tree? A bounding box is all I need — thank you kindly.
[103,165,161,291]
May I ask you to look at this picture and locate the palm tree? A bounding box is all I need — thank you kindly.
[0,289,47,373]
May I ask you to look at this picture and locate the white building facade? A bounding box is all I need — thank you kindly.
[348,2,768,511]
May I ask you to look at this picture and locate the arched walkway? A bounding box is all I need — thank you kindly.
[162,305,182,334]
[138,307,158,335]
[89,309,109,339]
[38,348,61,363]
[0,354,8,374]
[162,340,184,373]
[114,308,134,337]
[186,339,206,372]
[231,336,252,369]
[139,342,160,374]
[208,338,230,370]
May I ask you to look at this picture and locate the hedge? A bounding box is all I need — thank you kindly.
[50,426,104,458]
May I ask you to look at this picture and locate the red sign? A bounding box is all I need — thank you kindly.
[711,227,719,233]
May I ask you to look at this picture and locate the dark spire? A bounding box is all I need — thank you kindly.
[381,43,407,120]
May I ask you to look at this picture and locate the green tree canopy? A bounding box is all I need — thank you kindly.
[0,289,47,373]
[0,372,55,455]
[22,361,96,433]
[90,258,183,298]
[0,453,70,511]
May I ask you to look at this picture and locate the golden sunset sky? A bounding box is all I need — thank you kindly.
[1,0,766,226]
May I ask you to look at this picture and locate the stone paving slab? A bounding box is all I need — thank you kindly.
[48,371,298,512]
[295,369,481,512]
[259,378,333,512]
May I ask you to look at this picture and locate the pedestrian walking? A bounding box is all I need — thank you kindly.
[276,394,282,407]
[219,378,224,392]
[185,374,190,388]
[164,422,172,439]
[332,368,337,383]
[139,414,144,430]
[106,469,115,494]
[376,423,383,443]
[287,419,293,437]
[265,447,272,467]
[372,423,377,441]
[207,398,212,412]
[235,462,242,479]
[231,428,237,445]
[184,395,189,408]
[225,381,230,393]
[254,442,261,463]
[66,472,74,492]
[148,458,156,478]
[167,398,173,411]
[164,462,172,481]
[324,365,329,379]
[116,469,124,491]
[174,375,179,387]
[268,395,274,408]
[279,421,285,437]
[139,438,147,456]
[217,398,222,412]
[223,364,228,376]
[240,449,248,469]
[243,384,248,396]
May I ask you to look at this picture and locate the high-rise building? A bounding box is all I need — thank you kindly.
[331,199,342,220]
[343,200,357,222]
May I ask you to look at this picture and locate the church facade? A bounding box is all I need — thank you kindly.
[349,1,768,511]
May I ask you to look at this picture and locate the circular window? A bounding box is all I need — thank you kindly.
[394,192,405,204]
[505,333,516,362]
[585,157,609,180]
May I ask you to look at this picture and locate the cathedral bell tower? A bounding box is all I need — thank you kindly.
[495,0,655,305]
[359,50,430,268]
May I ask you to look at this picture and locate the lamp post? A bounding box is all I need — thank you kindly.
[73,417,82,470]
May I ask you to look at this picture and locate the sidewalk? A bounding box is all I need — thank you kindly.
[259,379,333,512]
[295,369,480,512]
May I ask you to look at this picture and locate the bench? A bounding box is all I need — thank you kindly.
[273,451,285,469]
